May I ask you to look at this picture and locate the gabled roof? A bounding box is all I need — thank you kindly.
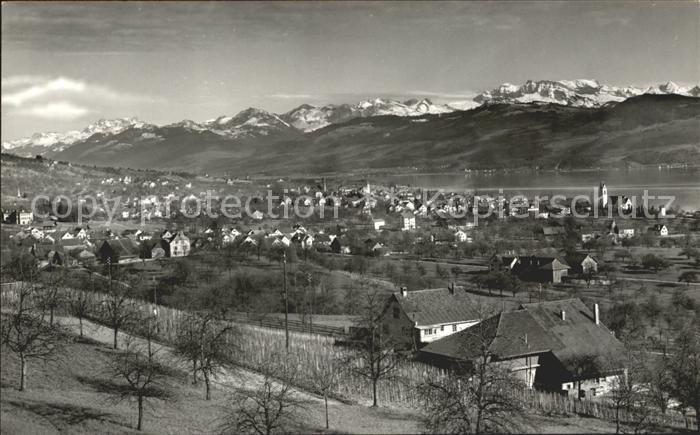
[564,252,596,266]
[99,238,139,257]
[423,298,625,372]
[171,231,189,242]
[55,238,89,248]
[421,310,562,361]
[520,299,625,371]
[392,288,481,327]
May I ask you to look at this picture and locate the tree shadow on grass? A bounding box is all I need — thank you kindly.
[5,398,128,428]
[656,282,679,289]
[77,375,175,400]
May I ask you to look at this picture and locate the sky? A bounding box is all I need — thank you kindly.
[2,1,699,141]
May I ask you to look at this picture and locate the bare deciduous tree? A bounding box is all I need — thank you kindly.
[173,313,203,385]
[345,290,399,407]
[198,315,236,400]
[1,277,60,391]
[107,337,171,431]
[100,268,140,349]
[665,322,700,430]
[174,312,237,400]
[420,317,525,434]
[69,279,95,337]
[219,353,306,434]
[36,267,67,326]
[607,348,651,434]
[309,357,340,429]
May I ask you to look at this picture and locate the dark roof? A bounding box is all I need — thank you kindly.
[315,233,331,243]
[564,253,596,266]
[543,226,566,236]
[56,239,89,248]
[32,244,63,258]
[421,310,561,361]
[100,238,139,257]
[392,288,481,327]
[520,299,625,371]
[516,256,570,271]
[422,298,625,372]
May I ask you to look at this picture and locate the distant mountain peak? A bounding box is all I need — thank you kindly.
[1,116,147,154]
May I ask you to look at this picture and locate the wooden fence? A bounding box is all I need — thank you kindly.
[226,313,348,337]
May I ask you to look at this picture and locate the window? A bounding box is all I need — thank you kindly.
[440,325,444,332]
[452,324,458,332]
[393,307,400,319]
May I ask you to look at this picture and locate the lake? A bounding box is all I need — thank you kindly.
[375,168,700,211]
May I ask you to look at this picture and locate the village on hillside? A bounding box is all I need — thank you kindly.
[2,159,699,431]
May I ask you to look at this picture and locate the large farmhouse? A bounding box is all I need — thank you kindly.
[420,298,625,398]
[381,285,482,350]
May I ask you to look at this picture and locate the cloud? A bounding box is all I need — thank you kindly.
[2,77,86,107]
[1,75,49,88]
[18,101,90,120]
[264,93,316,100]
[1,76,151,107]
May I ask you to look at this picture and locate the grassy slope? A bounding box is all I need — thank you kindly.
[1,317,424,434]
[1,315,629,434]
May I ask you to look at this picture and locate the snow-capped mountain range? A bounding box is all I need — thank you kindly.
[474,79,700,108]
[2,118,150,155]
[3,79,698,155]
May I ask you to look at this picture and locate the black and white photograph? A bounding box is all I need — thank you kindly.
[1,1,699,433]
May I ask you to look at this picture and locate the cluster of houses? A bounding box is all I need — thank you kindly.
[382,286,625,398]
[489,251,598,284]
[5,222,194,269]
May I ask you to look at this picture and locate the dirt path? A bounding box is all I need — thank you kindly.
[618,276,700,286]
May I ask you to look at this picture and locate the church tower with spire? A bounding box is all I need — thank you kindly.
[599,182,608,208]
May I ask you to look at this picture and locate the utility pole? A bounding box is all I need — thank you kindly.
[283,251,289,350]
[107,257,112,293]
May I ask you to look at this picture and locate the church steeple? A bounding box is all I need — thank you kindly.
[599,182,608,208]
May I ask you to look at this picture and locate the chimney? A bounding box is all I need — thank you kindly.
[560,310,566,321]
[400,287,408,297]
[594,303,600,325]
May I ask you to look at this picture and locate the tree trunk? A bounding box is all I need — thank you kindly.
[113,326,119,349]
[19,356,26,391]
[203,370,211,400]
[137,395,144,430]
[475,408,483,434]
[79,317,84,337]
[324,394,329,429]
[50,307,54,326]
[192,360,198,384]
[372,379,378,407]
